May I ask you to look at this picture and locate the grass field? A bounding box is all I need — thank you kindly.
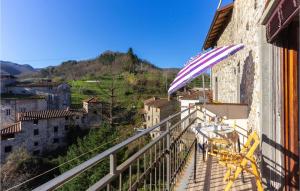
[69,74,168,109]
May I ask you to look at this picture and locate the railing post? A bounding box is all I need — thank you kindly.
[188,107,191,125]
[166,119,171,191]
[194,138,197,183]
[110,153,116,175]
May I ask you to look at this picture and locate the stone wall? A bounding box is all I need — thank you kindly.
[211,0,266,134]
[0,98,47,127]
[1,115,86,162]
[85,103,102,127]
[6,83,71,110]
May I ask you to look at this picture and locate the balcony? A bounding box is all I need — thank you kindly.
[33,104,259,191]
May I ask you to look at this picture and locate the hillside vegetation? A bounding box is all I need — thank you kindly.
[34,48,178,81]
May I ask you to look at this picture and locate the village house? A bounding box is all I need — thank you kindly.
[0,72,16,93]
[177,89,212,120]
[203,0,299,189]
[5,81,71,110]
[143,97,178,138]
[0,74,103,162]
[0,97,102,162]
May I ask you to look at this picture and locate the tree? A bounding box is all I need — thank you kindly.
[1,148,56,191]
[57,124,118,191]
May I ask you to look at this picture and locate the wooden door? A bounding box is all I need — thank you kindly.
[282,19,299,191]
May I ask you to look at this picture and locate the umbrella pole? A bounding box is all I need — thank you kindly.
[202,73,206,104]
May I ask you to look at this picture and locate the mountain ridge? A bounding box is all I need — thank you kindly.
[0,61,38,76]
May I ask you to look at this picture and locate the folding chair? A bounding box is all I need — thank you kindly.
[216,131,263,191]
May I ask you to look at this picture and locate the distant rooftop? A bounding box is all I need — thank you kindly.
[0,123,21,135]
[1,93,45,100]
[7,81,64,87]
[178,90,212,101]
[144,97,176,108]
[83,97,100,103]
[17,109,80,121]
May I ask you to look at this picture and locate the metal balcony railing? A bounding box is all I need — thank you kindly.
[33,107,200,191]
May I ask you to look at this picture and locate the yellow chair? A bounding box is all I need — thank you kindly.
[216,131,263,191]
[207,131,239,159]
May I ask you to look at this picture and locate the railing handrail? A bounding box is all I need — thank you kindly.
[33,107,197,191]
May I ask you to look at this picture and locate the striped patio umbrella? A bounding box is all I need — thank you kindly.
[168,44,244,95]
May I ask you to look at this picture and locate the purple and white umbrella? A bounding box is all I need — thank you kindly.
[168,44,244,95]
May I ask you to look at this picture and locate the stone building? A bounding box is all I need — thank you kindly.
[178,90,212,120]
[1,95,47,127]
[5,81,71,110]
[143,97,178,138]
[0,97,102,162]
[204,0,299,190]
[82,97,102,127]
[0,72,16,93]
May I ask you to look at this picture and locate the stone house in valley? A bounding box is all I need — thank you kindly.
[1,95,47,127]
[0,98,102,162]
[204,0,299,189]
[5,81,71,110]
[143,97,178,138]
[0,72,16,93]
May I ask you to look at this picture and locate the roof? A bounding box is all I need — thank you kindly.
[9,81,63,87]
[17,109,79,121]
[1,123,21,135]
[1,93,45,100]
[83,97,100,103]
[203,3,233,50]
[0,72,16,79]
[178,90,212,102]
[201,103,249,119]
[145,98,175,108]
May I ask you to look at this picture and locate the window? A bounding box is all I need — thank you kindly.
[33,120,38,125]
[65,125,69,131]
[155,118,158,123]
[93,111,97,114]
[148,106,150,111]
[34,142,39,146]
[6,109,10,116]
[4,146,12,153]
[33,129,39,136]
[65,116,69,120]
[81,117,85,123]
[20,108,26,112]
[148,116,150,121]
[33,150,40,155]
[156,108,158,112]
[53,138,59,143]
[54,126,58,133]
[76,116,79,119]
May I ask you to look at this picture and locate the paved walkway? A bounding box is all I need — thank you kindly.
[176,149,257,191]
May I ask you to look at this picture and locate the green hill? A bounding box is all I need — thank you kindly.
[33,48,178,80]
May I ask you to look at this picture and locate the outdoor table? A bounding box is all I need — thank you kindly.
[194,124,235,161]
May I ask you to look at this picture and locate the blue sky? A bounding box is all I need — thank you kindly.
[1,0,232,68]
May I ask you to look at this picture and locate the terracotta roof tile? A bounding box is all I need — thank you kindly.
[83,97,100,103]
[179,90,212,102]
[1,123,21,135]
[146,98,176,108]
[17,110,78,121]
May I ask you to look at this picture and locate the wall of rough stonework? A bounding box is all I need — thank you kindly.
[86,102,102,127]
[211,0,266,134]
[6,83,71,110]
[1,113,90,162]
[0,98,47,127]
